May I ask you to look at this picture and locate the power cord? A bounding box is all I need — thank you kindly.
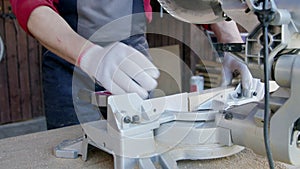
[254,0,275,169]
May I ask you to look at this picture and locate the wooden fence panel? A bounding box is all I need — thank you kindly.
[17,27,32,120]
[3,0,21,122]
[0,0,10,123]
[28,36,43,118]
[0,0,43,124]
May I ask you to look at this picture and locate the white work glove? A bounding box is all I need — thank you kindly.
[78,42,160,99]
[221,52,264,100]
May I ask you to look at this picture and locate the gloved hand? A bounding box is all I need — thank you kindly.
[78,42,160,99]
[221,52,264,100]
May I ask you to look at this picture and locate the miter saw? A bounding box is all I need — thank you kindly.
[54,0,300,168]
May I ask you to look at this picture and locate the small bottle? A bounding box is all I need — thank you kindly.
[190,75,204,92]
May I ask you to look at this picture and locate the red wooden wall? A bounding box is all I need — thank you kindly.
[0,0,44,124]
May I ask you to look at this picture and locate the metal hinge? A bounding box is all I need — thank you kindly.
[0,6,19,33]
[0,6,16,19]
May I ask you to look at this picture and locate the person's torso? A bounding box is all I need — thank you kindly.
[43,0,149,72]
[56,0,147,44]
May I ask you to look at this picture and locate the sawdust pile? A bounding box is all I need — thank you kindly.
[177,148,288,169]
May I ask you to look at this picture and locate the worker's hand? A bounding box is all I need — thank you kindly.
[221,52,264,100]
[78,42,160,99]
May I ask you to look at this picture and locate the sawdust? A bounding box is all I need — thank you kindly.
[0,125,295,169]
[178,148,289,169]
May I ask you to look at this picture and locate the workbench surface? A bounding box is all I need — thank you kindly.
[0,125,296,169]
